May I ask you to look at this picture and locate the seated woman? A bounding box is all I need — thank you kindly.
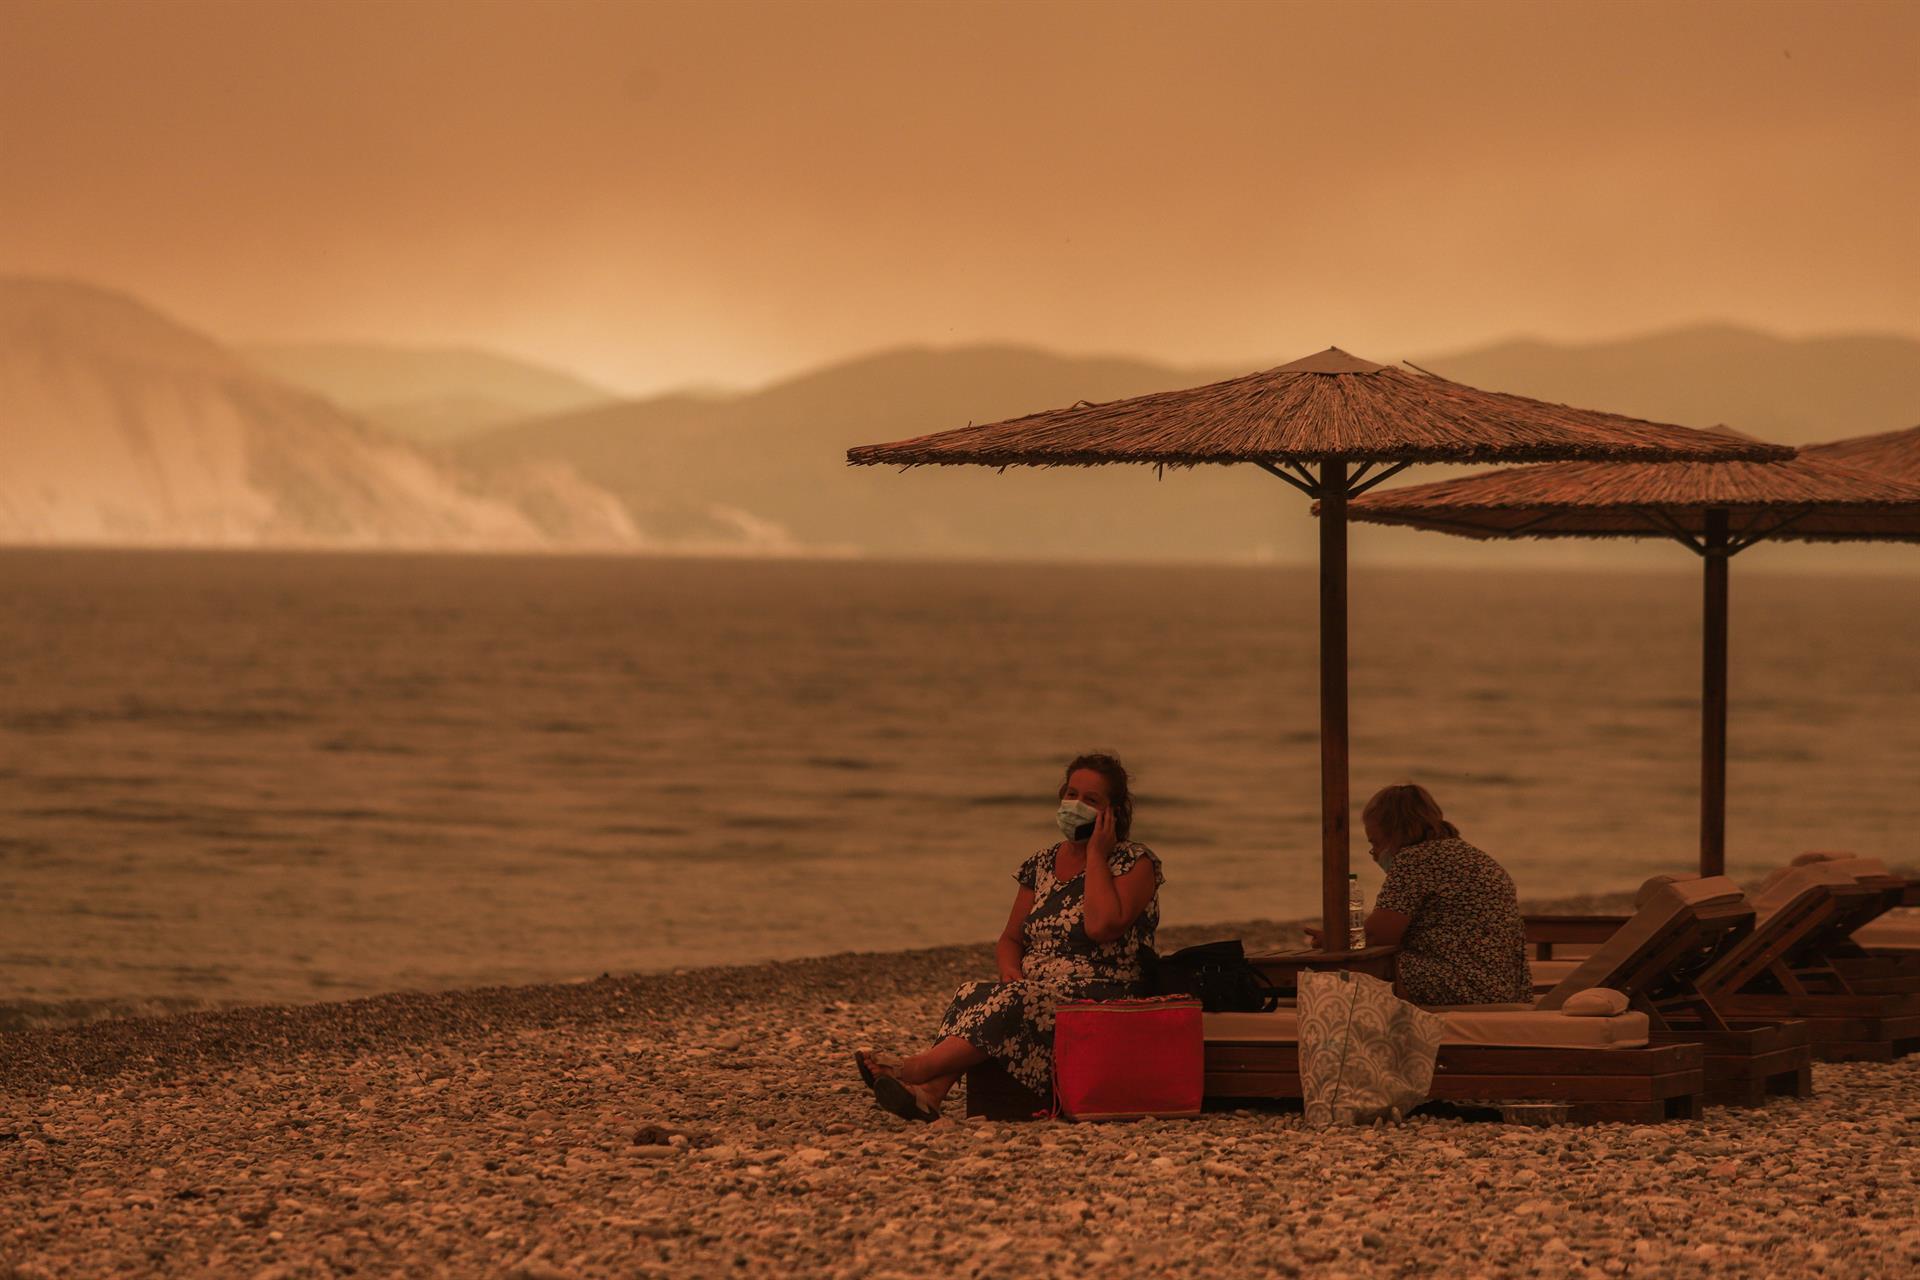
[855,752,1164,1121]
[1311,783,1530,1006]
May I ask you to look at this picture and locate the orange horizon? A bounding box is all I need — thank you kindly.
[2,0,1915,396]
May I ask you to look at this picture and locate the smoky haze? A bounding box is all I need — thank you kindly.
[1,0,1915,395]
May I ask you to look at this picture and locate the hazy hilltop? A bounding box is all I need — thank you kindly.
[243,342,617,444]
[0,279,640,551]
[457,326,1920,563]
[461,346,1306,557]
[9,285,1916,564]
[1418,325,1920,445]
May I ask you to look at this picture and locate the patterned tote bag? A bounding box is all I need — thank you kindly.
[1297,969,1446,1126]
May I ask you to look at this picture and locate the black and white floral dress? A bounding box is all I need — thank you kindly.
[1372,836,1532,1006]
[934,841,1164,1094]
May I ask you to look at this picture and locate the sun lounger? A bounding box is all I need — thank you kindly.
[1525,876,1813,1107]
[973,875,1833,1124]
[1198,1003,1703,1124]
[1693,863,1920,1061]
[967,987,1709,1125]
[1779,855,1920,988]
[1201,884,1756,1123]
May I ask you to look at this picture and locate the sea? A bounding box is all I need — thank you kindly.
[2,549,1915,1028]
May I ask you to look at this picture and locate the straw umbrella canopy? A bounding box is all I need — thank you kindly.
[1803,424,1920,488]
[846,348,1789,949]
[1344,445,1920,876]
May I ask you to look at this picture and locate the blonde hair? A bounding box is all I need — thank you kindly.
[1362,783,1459,856]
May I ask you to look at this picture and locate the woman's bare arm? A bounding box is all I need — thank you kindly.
[1081,806,1158,944]
[1365,907,1411,946]
[996,887,1035,981]
[1083,860,1157,944]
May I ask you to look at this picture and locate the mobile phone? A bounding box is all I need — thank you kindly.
[1073,817,1096,842]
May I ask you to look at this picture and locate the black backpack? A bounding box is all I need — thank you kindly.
[1141,939,1286,1012]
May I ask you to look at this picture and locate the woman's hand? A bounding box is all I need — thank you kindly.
[997,961,1025,982]
[1088,803,1117,865]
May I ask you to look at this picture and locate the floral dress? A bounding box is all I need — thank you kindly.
[1372,836,1532,1006]
[934,840,1164,1094]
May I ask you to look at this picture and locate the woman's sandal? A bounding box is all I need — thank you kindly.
[871,1075,940,1123]
[853,1049,902,1091]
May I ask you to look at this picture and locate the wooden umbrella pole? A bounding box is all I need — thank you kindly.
[1701,509,1731,877]
[1319,460,1352,950]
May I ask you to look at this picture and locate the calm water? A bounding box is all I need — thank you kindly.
[2,549,1915,1025]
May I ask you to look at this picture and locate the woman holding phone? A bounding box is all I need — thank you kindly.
[855,752,1164,1121]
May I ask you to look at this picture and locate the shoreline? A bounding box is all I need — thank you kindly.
[0,891,1656,1061]
[0,915,1332,1094]
[7,898,1919,1276]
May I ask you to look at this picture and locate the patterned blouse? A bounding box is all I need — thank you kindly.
[1014,840,1164,987]
[1373,836,1532,1006]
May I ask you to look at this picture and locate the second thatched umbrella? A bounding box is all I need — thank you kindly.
[1804,424,1920,487]
[1345,444,1920,876]
[847,349,1787,948]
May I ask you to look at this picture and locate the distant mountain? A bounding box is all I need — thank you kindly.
[457,326,1920,562]
[242,342,617,443]
[460,345,1307,558]
[0,279,640,550]
[1415,325,1920,445]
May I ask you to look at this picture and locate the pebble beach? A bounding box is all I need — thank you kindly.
[5,911,1918,1280]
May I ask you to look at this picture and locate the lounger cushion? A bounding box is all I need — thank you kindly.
[1560,988,1631,1016]
[1203,1008,1650,1049]
[1535,875,1744,1010]
[1852,910,1920,950]
[1822,856,1893,881]
[1749,862,1859,922]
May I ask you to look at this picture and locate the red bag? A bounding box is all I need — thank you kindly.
[1051,996,1204,1121]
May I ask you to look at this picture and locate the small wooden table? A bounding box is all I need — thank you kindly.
[1248,945,1399,992]
[1523,914,1628,959]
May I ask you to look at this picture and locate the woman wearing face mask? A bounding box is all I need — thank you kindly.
[855,752,1163,1122]
[1309,782,1530,1006]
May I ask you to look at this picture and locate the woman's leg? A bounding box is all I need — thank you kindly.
[895,1036,987,1088]
[918,1070,964,1104]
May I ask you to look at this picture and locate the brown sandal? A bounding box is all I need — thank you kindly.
[872,1075,940,1123]
[853,1049,902,1091]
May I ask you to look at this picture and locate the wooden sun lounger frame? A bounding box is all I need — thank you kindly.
[1693,881,1920,1062]
[1817,871,1920,990]
[1525,898,1812,1108]
[963,1037,1706,1125]
[1170,921,1713,1123]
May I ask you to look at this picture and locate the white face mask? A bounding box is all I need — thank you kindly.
[1055,799,1098,842]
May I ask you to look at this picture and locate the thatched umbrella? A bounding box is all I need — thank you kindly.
[846,349,1789,948]
[1804,424,1920,486]
[1344,445,1920,876]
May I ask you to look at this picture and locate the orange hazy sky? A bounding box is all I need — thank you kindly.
[3,0,1916,395]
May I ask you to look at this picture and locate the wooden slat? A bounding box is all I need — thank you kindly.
[1204,1070,1300,1097]
[1430,1070,1703,1103]
[1718,993,1920,1019]
[1572,1097,1703,1123]
[1208,1041,1700,1076]
[1433,1043,1698,1076]
[1649,1020,1808,1055]
[1205,1045,1300,1071]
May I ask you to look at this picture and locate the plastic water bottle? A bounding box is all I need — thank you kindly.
[1347,874,1367,950]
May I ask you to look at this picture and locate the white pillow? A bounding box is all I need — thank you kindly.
[1560,988,1630,1017]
